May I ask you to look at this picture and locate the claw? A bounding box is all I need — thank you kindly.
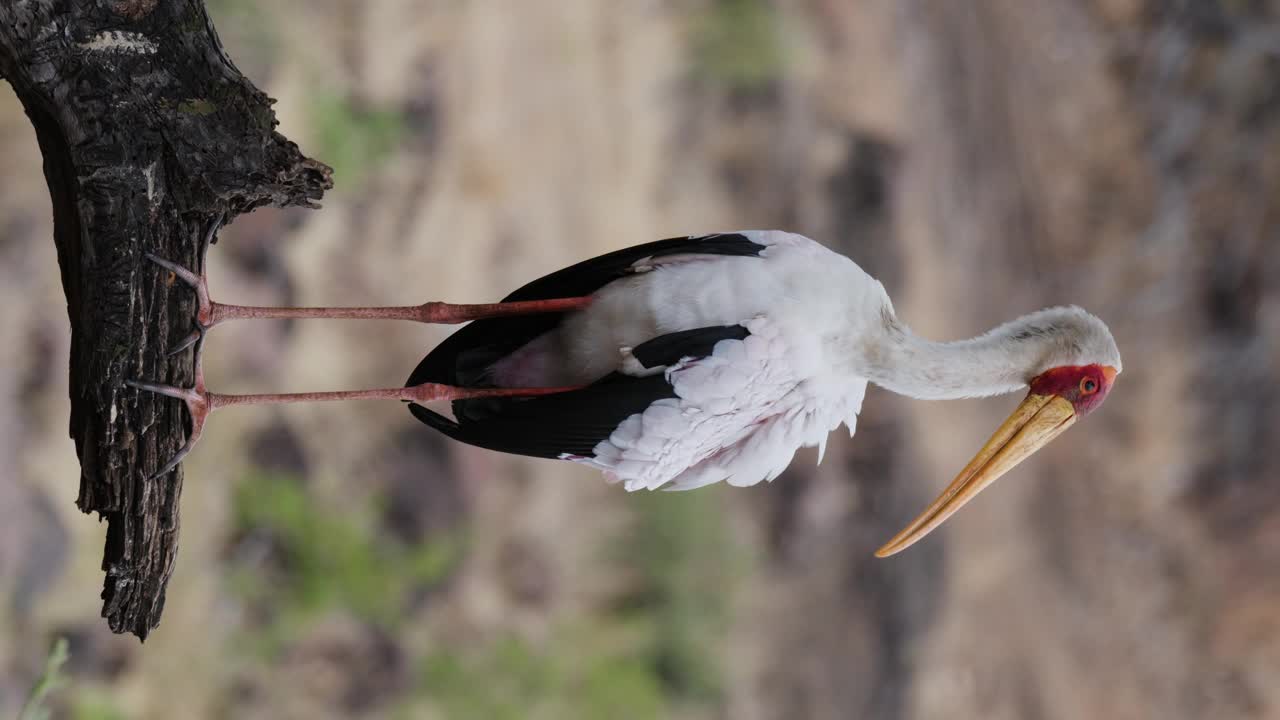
[204,211,226,247]
[167,328,204,357]
[145,253,203,288]
[149,428,203,480]
[125,378,202,403]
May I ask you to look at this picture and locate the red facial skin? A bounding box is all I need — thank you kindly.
[1028,363,1117,417]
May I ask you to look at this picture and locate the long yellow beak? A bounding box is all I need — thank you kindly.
[874,393,1078,558]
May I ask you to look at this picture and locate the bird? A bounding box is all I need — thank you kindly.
[130,227,1121,557]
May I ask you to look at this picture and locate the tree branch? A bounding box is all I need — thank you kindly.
[0,0,332,639]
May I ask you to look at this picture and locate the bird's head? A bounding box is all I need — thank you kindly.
[876,307,1121,557]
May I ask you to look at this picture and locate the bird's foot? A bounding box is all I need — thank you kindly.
[148,212,225,355]
[147,253,214,355]
[127,370,215,480]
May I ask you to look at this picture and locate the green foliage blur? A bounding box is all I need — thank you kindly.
[308,92,407,187]
[220,472,740,717]
[692,0,787,91]
[231,472,460,652]
[18,638,68,720]
[407,490,739,718]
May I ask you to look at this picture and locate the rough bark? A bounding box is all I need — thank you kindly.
[0,0,332,639]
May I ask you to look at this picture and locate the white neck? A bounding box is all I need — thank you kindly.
[860,314,1051,400]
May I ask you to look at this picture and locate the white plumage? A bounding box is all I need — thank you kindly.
[574,315,866,491]
[548,231,887,386]
[505,230,877,491]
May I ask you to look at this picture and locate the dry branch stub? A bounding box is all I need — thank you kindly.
[0,0,332,639]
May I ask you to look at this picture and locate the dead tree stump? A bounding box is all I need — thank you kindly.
[0,0,332,639]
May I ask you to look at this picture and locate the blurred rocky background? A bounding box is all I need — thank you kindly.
[1,0,1277,718]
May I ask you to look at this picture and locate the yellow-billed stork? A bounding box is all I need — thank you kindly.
[130,228,1121,556]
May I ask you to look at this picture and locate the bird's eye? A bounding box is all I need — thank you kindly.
[1080,377,1099,395]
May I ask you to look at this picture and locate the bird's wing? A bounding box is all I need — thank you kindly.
[408,324,753,459]
[406,231,862,487]
[574,316,866,491]
[405,232,772,391]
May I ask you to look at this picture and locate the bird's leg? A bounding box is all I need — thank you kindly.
[136,217,593,477]
[146,251,592,344]
[206,296,595,325]
[129,352,585,478]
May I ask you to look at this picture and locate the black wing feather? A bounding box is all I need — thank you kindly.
[405,233,766,390]
[630,325,751,368]
[409,324,752,460]
[409,373,672,459]
[499,233,766,303]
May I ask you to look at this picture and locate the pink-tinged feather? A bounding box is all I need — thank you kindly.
[567,316,867,491]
